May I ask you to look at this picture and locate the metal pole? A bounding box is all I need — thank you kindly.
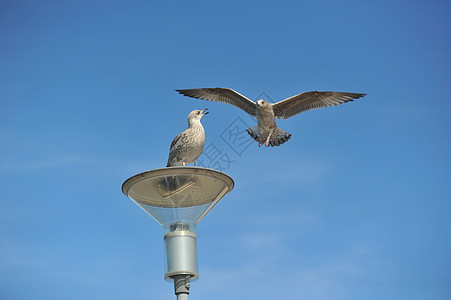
[177,293,188,300]
[174,275,190,300]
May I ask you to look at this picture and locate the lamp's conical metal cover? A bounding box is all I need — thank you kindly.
[122,167,234,228]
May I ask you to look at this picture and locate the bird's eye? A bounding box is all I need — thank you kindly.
[197,111,200,114]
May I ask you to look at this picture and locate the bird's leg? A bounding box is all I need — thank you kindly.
[182,161,186,167]
[194,160,197,167]
[258,139,264,147]
[265,136,271,147]
[265,129,274,147]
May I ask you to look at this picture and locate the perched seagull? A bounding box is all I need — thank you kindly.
[176,88,366,147]
[166,109,208,167]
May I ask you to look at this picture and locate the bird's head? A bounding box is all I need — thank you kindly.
[188,109,209,121]
[257,99,268,107]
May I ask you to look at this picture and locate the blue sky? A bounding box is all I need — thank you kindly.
[1,0,450,299]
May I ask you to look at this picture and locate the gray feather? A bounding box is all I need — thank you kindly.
[176,88,257,117]
[272,91,366,119]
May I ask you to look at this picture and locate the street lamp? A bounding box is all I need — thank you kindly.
[122,167,234,300]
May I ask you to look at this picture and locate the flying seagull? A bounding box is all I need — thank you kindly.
[167,109,208,167]
[176,88,366,147]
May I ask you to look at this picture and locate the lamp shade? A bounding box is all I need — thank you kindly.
[122,167,234,230]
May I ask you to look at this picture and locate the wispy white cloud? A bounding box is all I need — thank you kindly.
[245,211,319,227]
[194,214,372,300]
[0,152,161,177]
[196,256,365,300]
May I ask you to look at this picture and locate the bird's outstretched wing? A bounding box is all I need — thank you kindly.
[176,88,257,117]
[272,91,366,119]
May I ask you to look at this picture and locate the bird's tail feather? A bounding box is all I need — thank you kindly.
[245,126,260,143]
[245,126,292,147]
[270,127,292,146]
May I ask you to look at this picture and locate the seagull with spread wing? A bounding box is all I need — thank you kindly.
[176,88,366,147]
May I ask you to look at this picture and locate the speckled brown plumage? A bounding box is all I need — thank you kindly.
[167,109,208,167]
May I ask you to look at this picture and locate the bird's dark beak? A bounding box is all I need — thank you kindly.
[201,108,209,115]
